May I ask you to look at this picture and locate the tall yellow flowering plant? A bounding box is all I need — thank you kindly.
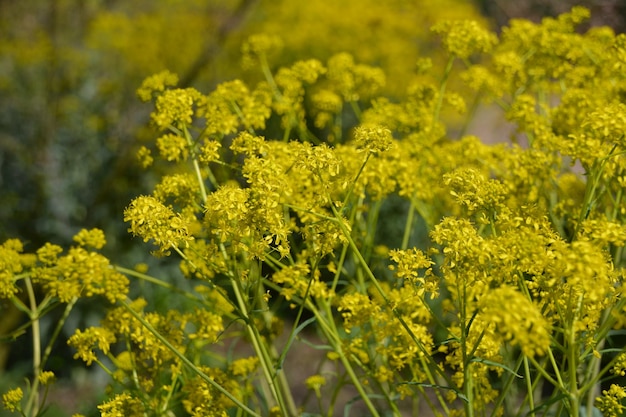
[4,6,626,417]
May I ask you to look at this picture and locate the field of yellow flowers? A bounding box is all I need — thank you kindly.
[3,2,626,416]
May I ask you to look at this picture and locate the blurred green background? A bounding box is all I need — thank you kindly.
[0,0,625,415]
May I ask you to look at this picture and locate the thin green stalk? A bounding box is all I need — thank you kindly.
[275,258,319,374]
[259,54,281,100]
[327,202,449,385]
[261,278,382,417]
[114,265,205,305]
[330,242,350,295]
[40,297,78,372]
[401,197,416,250]
[459,277,474,417]
[229,270,296,416]
[23,277,41,417]
[567,325,580,417]
[524,356,536,417]
[349,100,362,121]
[121,300,262,417]
[183,124,208,203]
[584,338,604,417]
[491,354,524,416]
[338,154,371,213]
[432,55,455,125]
[315,298,381,417]
[574,144,624,239]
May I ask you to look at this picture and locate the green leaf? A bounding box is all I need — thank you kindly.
[470,357,523,378]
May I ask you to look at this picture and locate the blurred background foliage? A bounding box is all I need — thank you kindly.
[1,0,625,412]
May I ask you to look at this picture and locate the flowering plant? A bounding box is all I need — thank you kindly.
[3,6,626,417]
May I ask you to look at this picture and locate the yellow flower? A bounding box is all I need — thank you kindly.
[38,371,56,385]
[136,70,179,102]
[36,242,63,265]
[124,195,194,254]
[596,384,626,417]
[337,292,380,333]
[151,88,201,130]
[156,133,188,162]
[198,140,222,164]
[33,246,129,303]
[431,19,497,59]
[67,327,116,366]
[136,145,153,168]
[98,393,145,417]
[443,167,508,215]
[611,352,626,377]
[0,239,26,299]
[479,285,550,357]
[2,387,23,412]
[241,33,283,69]
[72,228,106,250]
[326,52,385,101]
[353,123,393,154]
[389,248,438,297]
[305,374,326,397]
[230,357,259,377]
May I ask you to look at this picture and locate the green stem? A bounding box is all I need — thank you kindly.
[327,202,447,384]
[183,124,208,203]
[349,100,362,121]
[40,297,77,371]
[23,277,40,417]
[523,356,535,417]
[121,300,261,417]
[432,55,455,126]
[401,197,416,250]
[262,278,381,417]
[259,54,282,100]
[315,298,381,417]
[232,262,298,416]
[114,266,204,304]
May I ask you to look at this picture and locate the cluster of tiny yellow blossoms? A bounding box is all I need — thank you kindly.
[2,387,22,413]
[136,69,179,102]
[240,33,283,70]
[596,385,626,417]
[124,195,194,255]
[97,393,145,417]
[0,229,128,304]
[0,239,33,299]
[197,80,272,136]
[479,285,550,357]
[389,248,437,298]
[67,326,116,366]
[352,124,393,155]
[9,6,626,416]
[431,19,498,59]
[34,245,129,304]
[152,87,201,130]
[115,9,626,413]
[182,366,245,417]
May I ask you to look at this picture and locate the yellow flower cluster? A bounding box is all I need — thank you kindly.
[9,5,626,416]
[479,285,550,356]
[97,393,145,417]
[431,19,498,59]
[124,195,194,255]
[596,385,626,417]
[0,239,32,299]
[67,327,116,366]
[1,388,22,413]
[1,229,128,304]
